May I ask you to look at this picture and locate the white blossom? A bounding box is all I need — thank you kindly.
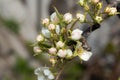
[36,34,44,42]
[49,47,57,54]
[48,24,55,30]
[79,51,92,61]
[50,12,59,23]
[76,13,85,22]
[56,41,64,48]
[34,67,45,80]
[33,46,42,53]
[109,7,117,15]
[105,7,117,15]
[43,68,51,76]
[95,16,102,23]
[71,29,83,40]
[35,67,55,80]
[41,28,51,38]
[57,49,67,58]
[63,13,73,23]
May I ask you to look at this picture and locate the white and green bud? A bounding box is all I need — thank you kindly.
[63,13,73,23]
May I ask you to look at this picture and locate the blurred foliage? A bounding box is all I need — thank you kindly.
[104,42,115,53]
[25,41,51,66]
[14,57,35,80]
[63,61,86,80]
[3,19,19,34]
[0,15,19,34]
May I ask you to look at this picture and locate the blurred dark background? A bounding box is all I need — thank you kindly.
[0,0,120,80]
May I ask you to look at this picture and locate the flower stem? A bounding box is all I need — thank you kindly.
[70,19,79,30]
[55,66,65,80]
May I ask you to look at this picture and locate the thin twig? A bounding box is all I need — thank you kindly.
[70,19,79,30]
[55,65,65,80]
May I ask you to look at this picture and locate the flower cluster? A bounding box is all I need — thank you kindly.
[33,0,118,79]
[78,0,118,23]
[35,67,54,80]
[33,0,118,65]
[33,10,93,65]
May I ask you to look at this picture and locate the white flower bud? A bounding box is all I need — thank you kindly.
[66,49,73,58]
[36,34,44,42]
[33,46,42,53]
[50,12,59,23]
[79,51,92,61]
[92,0,99,4]
[42,18,49,25]
[49,47,57,54]
[78,0,84,6]
[41,28,51,38]
[95,16,102,23]
[48,24,55,30]
[71,29,83,40]
[55,25,60,35]
[105,7,111,13]
[56,41,64,48]
[63,13,73,23]
[50,58,56,66]
[76,13,85,22]
[57,49,67,58]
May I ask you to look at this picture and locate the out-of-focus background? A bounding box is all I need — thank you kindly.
[0,0,120,80]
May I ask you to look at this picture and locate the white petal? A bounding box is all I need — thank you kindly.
[66,49,73,58]
[34,67,42,75]
[55,25,60,35]
[71,29,83,40]
[79,51,92,61]
[48,74,55,80]
[41,28,51,38]
[43,68,51,76]
[38,75,45,80]
[50,12,59,23]
[57,49,67,58]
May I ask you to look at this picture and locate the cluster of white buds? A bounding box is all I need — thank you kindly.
[105,7,117,15]
[33,0,118,79]
[34,67,54,80]
[34,10,93,64]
